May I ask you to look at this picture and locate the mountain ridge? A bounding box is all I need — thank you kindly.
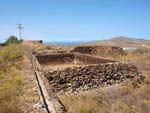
[77,36,150,48]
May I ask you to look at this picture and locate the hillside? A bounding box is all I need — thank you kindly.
[77,36,150,48]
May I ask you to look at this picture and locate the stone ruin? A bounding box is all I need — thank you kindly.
[35,53,144,94]
[72,46,127,57]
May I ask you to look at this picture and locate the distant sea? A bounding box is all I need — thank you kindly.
[44,41,87,45]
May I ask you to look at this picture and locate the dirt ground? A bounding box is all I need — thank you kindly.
[41,63,84,71]
[21,57,46,113]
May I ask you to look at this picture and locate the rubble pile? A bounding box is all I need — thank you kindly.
[44,63,144,94]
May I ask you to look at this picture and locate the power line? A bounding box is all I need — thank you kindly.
[17,24,24,40]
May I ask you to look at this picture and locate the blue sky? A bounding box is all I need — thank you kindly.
[0,0,149,42]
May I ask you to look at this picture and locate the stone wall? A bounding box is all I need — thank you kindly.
[72,46,127,57]
[74,53,118,64]
[23,40,43,44]
[36,53,74,65]
[44,63,144,94]
[36,53,118,66]
[0,43,6,46]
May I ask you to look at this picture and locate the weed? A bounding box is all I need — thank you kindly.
[0,44,25,113]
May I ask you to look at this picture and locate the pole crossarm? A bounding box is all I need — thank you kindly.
[17,24,24,40]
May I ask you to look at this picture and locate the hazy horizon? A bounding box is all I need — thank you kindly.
[1,35,150,43]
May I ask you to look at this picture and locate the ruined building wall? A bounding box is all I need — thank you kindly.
[74,53,118,64]
[72,46,127,57]
[36,53,74,65]
[23,40,43,44]
[36,53,118,66]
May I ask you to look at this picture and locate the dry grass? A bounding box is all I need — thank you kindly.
[60,77,150,113]
[59,48,150,113]
[112,48,150,71]
[0,44,25,113]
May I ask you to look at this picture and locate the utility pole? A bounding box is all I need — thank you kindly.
[17,24,24,40]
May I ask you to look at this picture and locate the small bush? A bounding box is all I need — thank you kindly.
[122,104,136,113]
[14,75,23,85]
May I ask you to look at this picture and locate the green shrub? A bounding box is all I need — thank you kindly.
[78,105,91,113]
[5,35,23,44]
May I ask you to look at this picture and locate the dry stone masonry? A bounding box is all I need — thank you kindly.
[72,46,127,57]
[44,63,144,94]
